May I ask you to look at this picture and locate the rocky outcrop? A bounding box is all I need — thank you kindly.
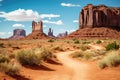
[48,28,55,37]
[25,20,48,39]
[9,29,26,40]
[57,31,68,38]
[68,4,120,39]
[79,4,120,30]
[32,20,43,33]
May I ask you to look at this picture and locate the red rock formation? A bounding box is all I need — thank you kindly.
[68,4,120,39]
[79,4,120,30]
[9,29,26,40]
[25,20,48,39]
[32,20,43,33]
[48,28,55,37]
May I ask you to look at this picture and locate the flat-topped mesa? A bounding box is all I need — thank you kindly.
[32,20,43,33]
[79,4,120,30]
[9,29,26,40]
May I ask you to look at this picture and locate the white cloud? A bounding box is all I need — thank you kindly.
[0,0,3,2]
[73,20,78,23]
[40,14,60,19]
[0,8,60,21]
[43,20,63,25]
[13,24,25,27]
[0,0,3,6]
[61,3,80,7]
[0,8,39,21]
[43,25,47,28]
[0,32,5,35]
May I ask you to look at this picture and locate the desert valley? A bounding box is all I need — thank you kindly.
[0,2,120,80]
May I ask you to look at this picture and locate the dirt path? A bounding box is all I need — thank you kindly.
[56,51,91,80]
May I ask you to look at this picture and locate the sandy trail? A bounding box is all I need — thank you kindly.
[56,51,91,80]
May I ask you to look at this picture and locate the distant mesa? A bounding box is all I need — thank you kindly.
[25,20,48,39]
[9,29,26,40]
[68,4,120,39]
[48,28,55,37]
[57,31,68,38]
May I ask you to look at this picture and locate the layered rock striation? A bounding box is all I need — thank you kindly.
[68,4,120,39]
[79,4,120,30]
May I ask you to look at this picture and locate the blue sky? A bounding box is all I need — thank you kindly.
[0,0,120,38]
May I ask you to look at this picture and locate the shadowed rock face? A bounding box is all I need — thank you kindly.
[67,4,120,39]
[48,28,55,37]
[9,29,26,40]
[79,4,120,30]
[57,31,68,38]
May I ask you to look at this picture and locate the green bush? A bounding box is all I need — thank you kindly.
[0,43,4,48]
[52,46,63,51]
[0,54,10,63]
[105,41,119,51]
[0,62,20,76]
[74,39,80,44]
[48,39,55,43]
[96,40,102,44]
[40,48,53,61]
[98,51,120,69]
[71,51,83,58]
[16,49,42,66]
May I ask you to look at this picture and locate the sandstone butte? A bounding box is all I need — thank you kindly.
[25,20,49,39]
[67,4,120,39]
[9,29,26,40]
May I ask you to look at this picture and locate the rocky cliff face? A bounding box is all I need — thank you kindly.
[25,20,48,39]
[9,29,26,40]
[79,4,120,30]
[68,4,120,39]
[32,20,43,33]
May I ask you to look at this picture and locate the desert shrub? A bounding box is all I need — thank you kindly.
[80,45,90,51]
[40,48,53,61]
[0,43,4,48]
[71,51,83,58]
[98,51,120,69]
[0,62,20,76]
[74,39,80,44]
[83,53,92,60]
[105,41,119,51]
[52,46,63,51]
[48,39,55,43]
[0,54,9,63]
[16,49,42,66]
[96,40,102,44]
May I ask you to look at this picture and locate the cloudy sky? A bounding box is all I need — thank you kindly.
[0,0,119,38]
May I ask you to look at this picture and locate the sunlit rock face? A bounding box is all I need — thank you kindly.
[79,4,120,30]
[67,4,120,39]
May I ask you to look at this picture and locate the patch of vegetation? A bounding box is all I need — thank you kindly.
[96,40,102,44]
[0,43,4,48]
[16,49,42,66]
[105,41,119,51]
[48,39,55,43]
[71,51,83,58]
[0,62,20,76]
[52,46,63,51]
[16,48,54,66]
[40,48,54,61]
[98,51,120,69]
[0,54,10,63]
[80,45,90,51]
[74,39,80,44]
